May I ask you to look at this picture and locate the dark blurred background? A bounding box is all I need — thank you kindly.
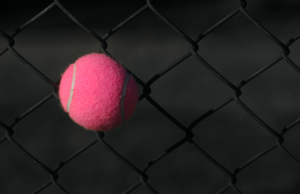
[1,0,300,193]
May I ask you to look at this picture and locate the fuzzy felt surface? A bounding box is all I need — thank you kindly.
[59,53,139,131]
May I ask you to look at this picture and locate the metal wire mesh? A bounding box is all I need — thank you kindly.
[1,0,300,193]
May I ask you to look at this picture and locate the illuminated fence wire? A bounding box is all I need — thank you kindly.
[1,0,300,194]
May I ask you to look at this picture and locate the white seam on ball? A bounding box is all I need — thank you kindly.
[67,63,76,112]
[121,73,131,122]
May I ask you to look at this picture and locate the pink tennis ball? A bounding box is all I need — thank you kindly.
[58,53,139,131]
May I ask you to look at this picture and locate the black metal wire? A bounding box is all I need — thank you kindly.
[1,0,300,193]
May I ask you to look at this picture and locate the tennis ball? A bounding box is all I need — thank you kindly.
[58,53,139,131]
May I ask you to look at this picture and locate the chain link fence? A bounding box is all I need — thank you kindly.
[1,0,300,193]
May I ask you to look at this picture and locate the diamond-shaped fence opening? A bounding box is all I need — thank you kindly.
[1,0,300,194]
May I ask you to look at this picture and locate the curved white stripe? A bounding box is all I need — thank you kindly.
[67,63,76,112]
[120,73,131,121]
